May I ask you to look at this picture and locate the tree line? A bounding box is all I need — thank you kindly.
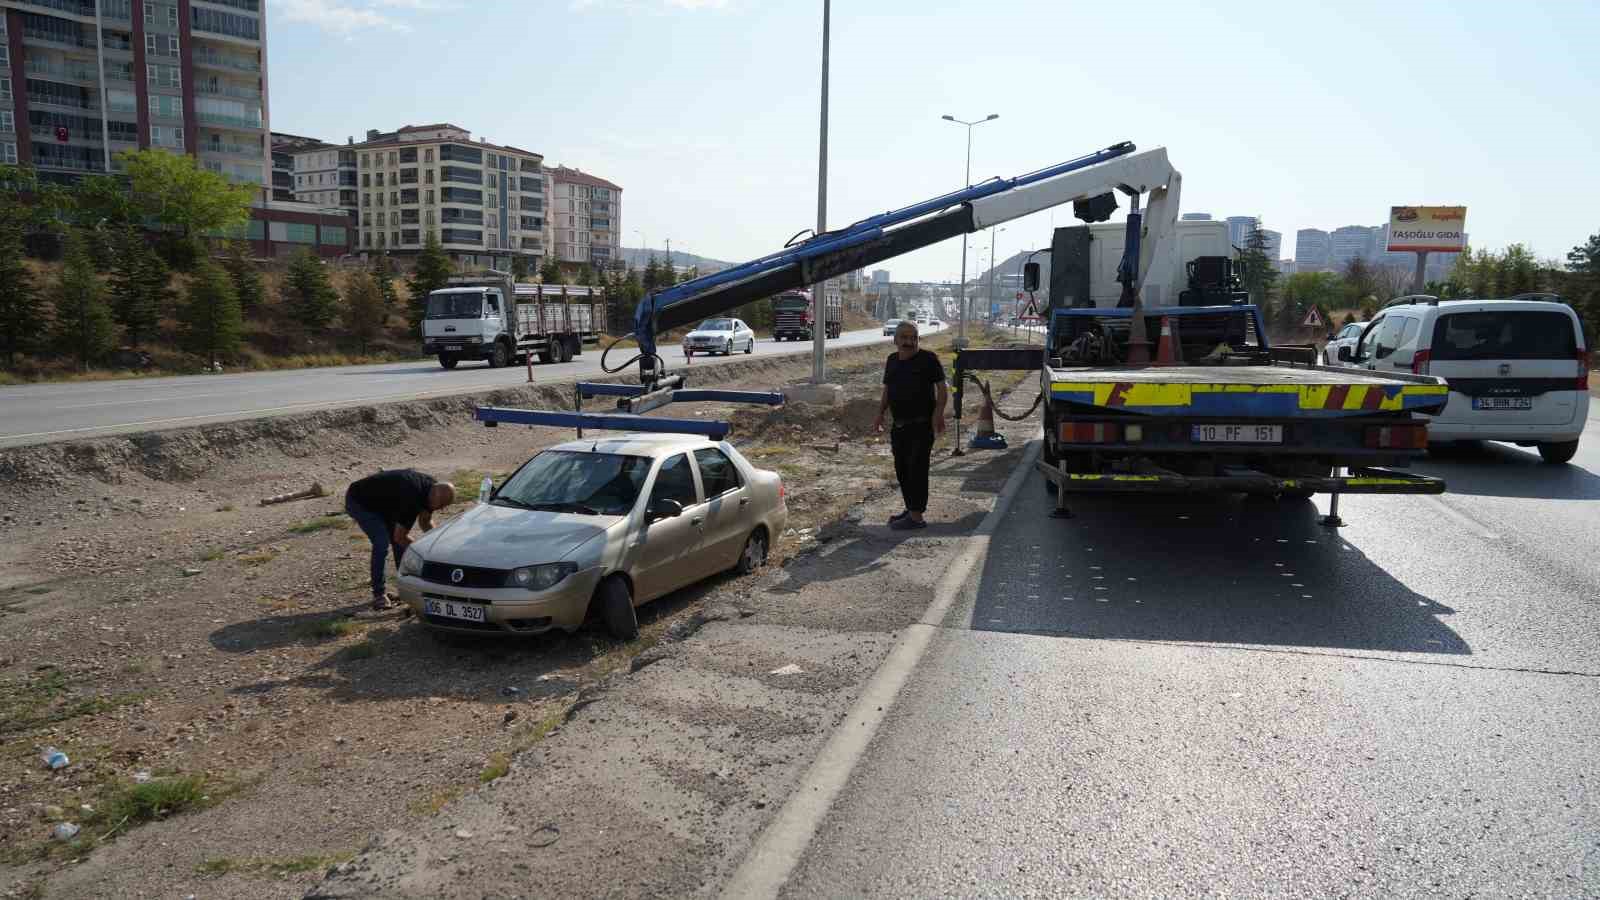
[1235,221,1600,339]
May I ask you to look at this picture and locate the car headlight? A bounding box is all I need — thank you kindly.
[509,562,577,591]
[400,546,424,577]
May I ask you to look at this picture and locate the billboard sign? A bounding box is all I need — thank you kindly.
[1386,206,1467,253]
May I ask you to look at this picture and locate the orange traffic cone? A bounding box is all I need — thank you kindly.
[968,381,1007,450]
[1154,316,1183,366]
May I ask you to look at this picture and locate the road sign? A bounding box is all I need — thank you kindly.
[1302,307,1324,328]
[1020,297,1041,319]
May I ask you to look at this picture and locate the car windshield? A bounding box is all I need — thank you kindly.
[698,319,734,331]
[773,294,809,310]
[427,291,483,319]
[494,450,650,516]
[1430,311,1576,361]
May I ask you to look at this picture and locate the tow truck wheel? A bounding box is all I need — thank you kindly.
[438,353,459,370]
[489,341,510,368]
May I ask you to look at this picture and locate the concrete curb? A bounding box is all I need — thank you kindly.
[720,436,1042,899]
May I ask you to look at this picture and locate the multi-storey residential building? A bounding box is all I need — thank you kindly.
[547,165,622,269]
[343,123,545,268]
[289,140,355,214]
[1294,228,1332,272]
[271,130,322,201]
[0,0,269,187]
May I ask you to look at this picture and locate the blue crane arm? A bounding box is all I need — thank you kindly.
[629,142,1138,371]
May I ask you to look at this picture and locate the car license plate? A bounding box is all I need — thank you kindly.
[1191,424,1283,444]
[444,345,462,351]
[1472,396,1533,410]
[424,597,486,623]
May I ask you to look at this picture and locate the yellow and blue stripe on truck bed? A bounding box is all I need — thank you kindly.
[1047,380,1450,417]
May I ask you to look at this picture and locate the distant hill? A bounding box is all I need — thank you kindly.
[619,247,735,273]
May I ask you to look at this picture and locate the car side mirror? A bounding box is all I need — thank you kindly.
[648,498,683,522]
[1337,346,1353,362]
[1023,262,1041,292]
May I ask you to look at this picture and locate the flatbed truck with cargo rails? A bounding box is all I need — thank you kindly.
[772,288,843,341]
[475,140,1448,524]
[422,274,606,370]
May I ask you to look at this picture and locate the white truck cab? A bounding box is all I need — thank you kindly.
[423,286,514,369]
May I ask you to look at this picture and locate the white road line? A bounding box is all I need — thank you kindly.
[721,439,1042,900]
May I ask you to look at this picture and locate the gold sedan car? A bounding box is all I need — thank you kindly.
[397,434,787,639]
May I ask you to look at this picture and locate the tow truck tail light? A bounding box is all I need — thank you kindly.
[1578,350,1590,391]
[1365,424,1429,450]
[1411,349,1431,375]
[1059,422,1122,444]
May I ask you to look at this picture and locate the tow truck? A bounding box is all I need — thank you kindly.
[474,140,1447,523]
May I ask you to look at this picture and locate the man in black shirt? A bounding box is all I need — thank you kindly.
[872,321,947,530]
[345,469,455,609]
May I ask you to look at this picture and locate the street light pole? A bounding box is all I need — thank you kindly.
[813,0,831,384]
[987,226,1004,333]
[942,113,998,349]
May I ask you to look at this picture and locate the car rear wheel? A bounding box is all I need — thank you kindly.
[595,576,637,640]
[1538,440,1579,464]
[736,528,768,575]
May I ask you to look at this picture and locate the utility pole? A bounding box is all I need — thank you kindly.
[987,226,1004,333]
[941,113,998,349]
[813,0,830,384]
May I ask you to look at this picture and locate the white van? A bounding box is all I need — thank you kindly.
[1342,295,1589,463]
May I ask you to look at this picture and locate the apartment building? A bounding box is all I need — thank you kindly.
[547,164,622,269]
[0,0,269,187]
[270,130,320,201]
[344,123,545,268]
[1294,228,1332,272]
[288,139,355,212]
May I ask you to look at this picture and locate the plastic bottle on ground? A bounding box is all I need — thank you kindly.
[479,475,493,505]
[40,747,68,770]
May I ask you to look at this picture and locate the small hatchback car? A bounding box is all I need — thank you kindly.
[398,434,787,639]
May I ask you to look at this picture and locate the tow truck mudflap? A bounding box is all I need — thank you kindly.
[1033,462,1446,496]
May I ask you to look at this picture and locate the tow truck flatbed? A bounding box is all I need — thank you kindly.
[1046,362,1449,418]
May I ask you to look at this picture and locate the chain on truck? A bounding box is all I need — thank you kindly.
[423,272,606,370]
[466,141,1449,526]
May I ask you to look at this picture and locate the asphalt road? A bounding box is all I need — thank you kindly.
[0,326,943,449]
[786,416,1600,897]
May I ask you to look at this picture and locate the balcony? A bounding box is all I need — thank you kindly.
[22,26,96,50]
[192,48,259,73]
[24,58,100,82]
[196,81,262,102]
[200,140,261,158]
[17,0,98,18]
[199,0,260,11]
[196,110,262,130]
[31,126,103,144]
[32,154,107,172]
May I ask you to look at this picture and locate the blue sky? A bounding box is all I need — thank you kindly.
[267,0,1600,281]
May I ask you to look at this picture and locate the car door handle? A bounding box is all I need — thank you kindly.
[691,516,704,526]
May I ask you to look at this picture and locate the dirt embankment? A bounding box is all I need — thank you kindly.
[0,337,1033,898]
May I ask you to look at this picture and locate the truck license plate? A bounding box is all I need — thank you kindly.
[424,597,486,623]
[1472,397,1533,410]
[1191,424,1282,444]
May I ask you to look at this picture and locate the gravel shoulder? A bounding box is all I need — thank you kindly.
[0,336,1038,899]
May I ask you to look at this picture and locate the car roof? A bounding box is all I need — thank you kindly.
[547,433,715,457]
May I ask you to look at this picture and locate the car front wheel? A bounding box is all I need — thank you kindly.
[1538,440,1579,464]
[595,576,637,640]
[745,338,754,354]
[736,528,768,575]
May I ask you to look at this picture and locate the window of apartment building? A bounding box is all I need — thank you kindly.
[399,168,416,184]
[361,173,370,187]
[146,64,181,90]
[363,233,371,248]
[488,234,500,250]
[190,6,259,41]
[362,213,371,227]
[401,209,418,225]
[390,231,400,247]
[150,125,182,149]
[144,33,179,59]
[486,174,497,189]
[362,194,370,207]
[143,2,178,29]
[107,89,136,113]
[107,120,137,143]
[147,94,182,119]
[488,194,498,208]
[438,144,482,165]
[441,166,481,185]
[0,111,11,134]
[402,229,419,245]
[390,191,398,206]
[376,193,384,207]
[387,151,396,167]
[399,188,417,204]
[524,197,543,213]
[374,172,384,187]
[0,78,10,103]
[424,189,434,204]
[2,142,17,166]
[423,148,433,163]
[425,210,434,225]
[389,212,398,226]
[360,153,369,168]
[486,213,498,229]
[398,147,416,164]
[377,233,385,248]
[424,169,434,184]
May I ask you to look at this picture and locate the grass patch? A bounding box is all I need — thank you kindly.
[449,469,489,504]
[197,851,355,878]
[201,548,225,562]
[288,515,347,535]
[219,503,237,513]
[344,639,379,660]
[479,752,511,783]
[746,444,798,460]
[407,785,463,817]
[0,670,142,736]
[292,618,360,641]
[240,550,278,567]
[90,775,210,831]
